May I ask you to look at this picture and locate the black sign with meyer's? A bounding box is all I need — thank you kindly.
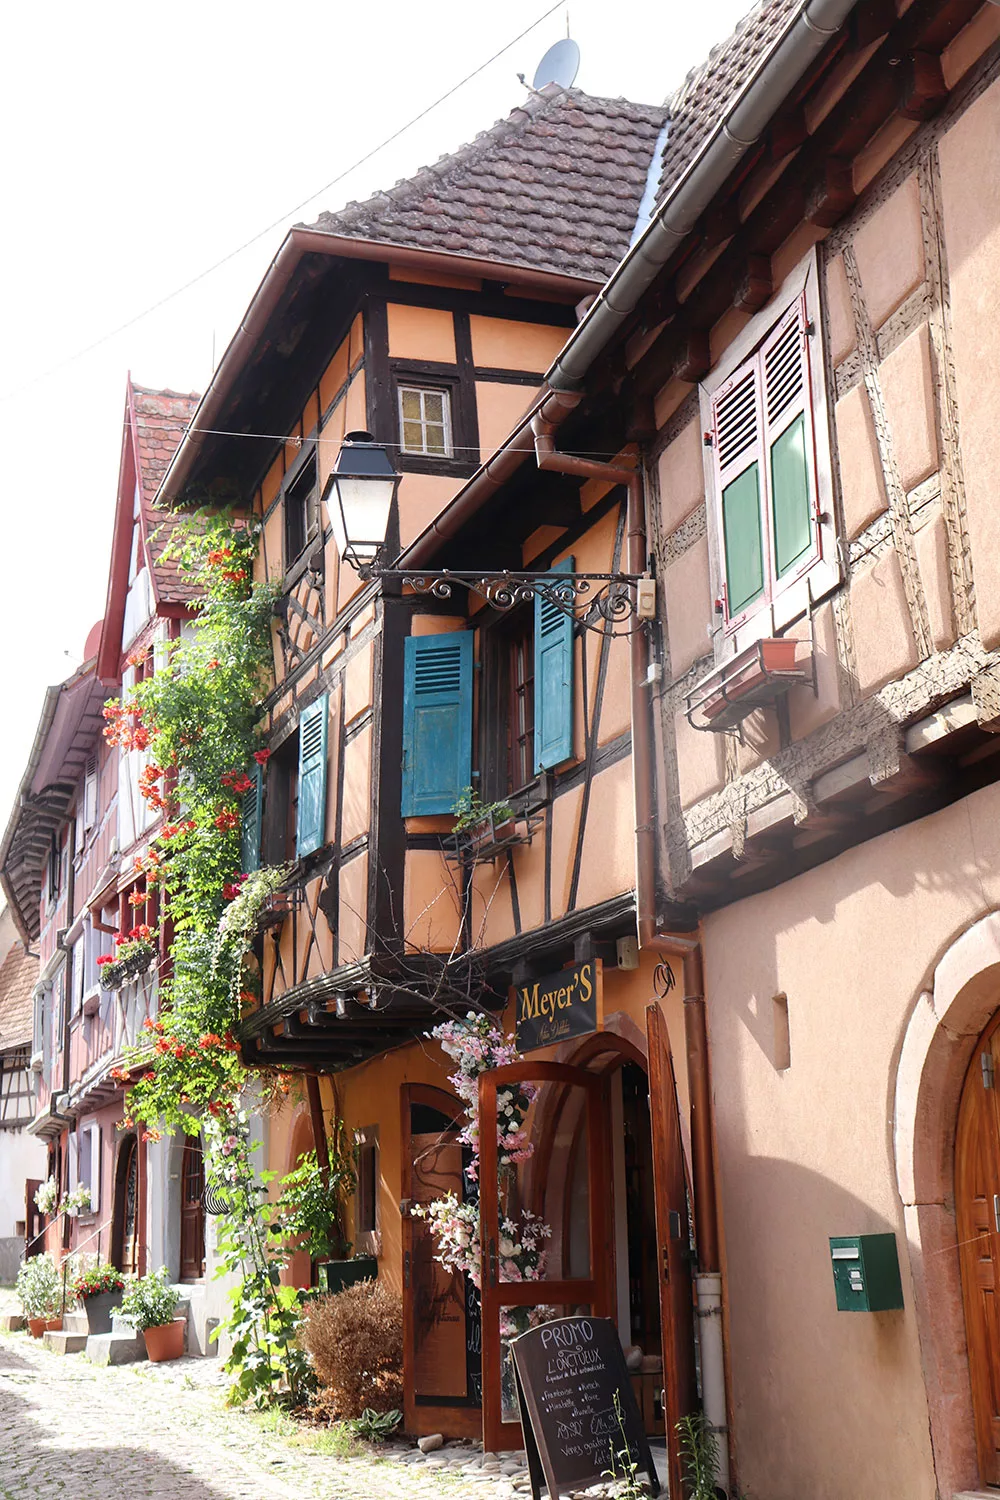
[510,1315,659,1499]
[514,959,603,1054]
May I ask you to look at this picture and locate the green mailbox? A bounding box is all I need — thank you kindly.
[829,1234,904,1312]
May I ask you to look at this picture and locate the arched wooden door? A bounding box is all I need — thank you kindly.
[112,1135,140,1275]
[957,1011,1000,1486]
[180,1137,206,1280]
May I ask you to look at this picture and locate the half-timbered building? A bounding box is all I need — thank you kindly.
[0,902,43,1282]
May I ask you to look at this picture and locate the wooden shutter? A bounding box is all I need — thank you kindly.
[295,694,329,858]
[533,555,575,773]
[761,296,816,583]
[713,365,766,624]
[401,632,473,817]
[240,761,264,873]
[83,754,98,831]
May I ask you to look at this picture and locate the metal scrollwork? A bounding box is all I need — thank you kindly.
[380,570,650,636]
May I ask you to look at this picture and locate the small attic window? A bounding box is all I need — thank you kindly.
[284,453,317,569]
[398,386,452,458]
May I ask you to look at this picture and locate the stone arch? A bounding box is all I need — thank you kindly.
[893,909,1000,1497]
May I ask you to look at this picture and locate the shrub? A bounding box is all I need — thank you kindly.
[16,1253,62,1319]
[118,1267,180,1332]
[72,1261,125,1300]
[299,1279,402,1419]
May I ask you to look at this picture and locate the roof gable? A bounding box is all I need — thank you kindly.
[309,85,668,283]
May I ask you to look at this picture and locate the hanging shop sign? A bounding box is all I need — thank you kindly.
[514,959,603,1054]
[510,1315,659,1500]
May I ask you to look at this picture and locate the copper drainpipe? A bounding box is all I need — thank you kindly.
[532,414,728,1486]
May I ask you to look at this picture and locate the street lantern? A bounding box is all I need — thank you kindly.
[323,431,401,574]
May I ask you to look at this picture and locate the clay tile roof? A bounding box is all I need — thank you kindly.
[656,0,800,203]
[131,383,202,605]
[0,940,38,1052]
[308,85,668,283]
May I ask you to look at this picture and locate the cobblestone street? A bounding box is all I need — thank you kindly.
[0,1333,529,1500]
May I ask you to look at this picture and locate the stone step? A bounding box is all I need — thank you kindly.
[85,1330,147,1367]
[62,1312,89,1336]
[42,1329,87,1354]
[0,1314,24,1332]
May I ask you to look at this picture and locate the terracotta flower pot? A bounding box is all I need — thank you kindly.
[142,1317,186,1363]
[44,1317,62,1333]
[27,1316,47,1339]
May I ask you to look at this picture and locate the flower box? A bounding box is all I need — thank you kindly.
[316,1256,378,1295]
[686,636,812,733]
[82,1290,123,1335]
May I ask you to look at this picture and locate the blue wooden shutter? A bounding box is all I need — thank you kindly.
[401,632,473,816]
[296,694,329,857]
[239,761,264,873]
[534,556,575,772]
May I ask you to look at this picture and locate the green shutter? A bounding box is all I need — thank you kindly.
[401,633,473,817]
[534,556,575,773]
[721,466,764,615]
[239,761,264,873]
[770,413,811,578]
[296,694,329,858]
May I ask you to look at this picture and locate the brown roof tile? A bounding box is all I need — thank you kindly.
[131,384,202,605]
[656,0,800,203]
[0,941,37,1051]
[308,86,668,283]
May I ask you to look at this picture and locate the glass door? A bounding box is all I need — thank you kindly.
[480,1061,614,1452]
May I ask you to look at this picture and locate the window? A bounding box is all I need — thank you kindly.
[700,253,838,646]
[401,565,575,819]
[284,453,317,570]
[71,1121,101,1214]
[398,385,452,458]
[355,1126,379,1255]
[261,696,329,863]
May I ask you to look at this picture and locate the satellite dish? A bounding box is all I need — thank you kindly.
[532,37,580,91]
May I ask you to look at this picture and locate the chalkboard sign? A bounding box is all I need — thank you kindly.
[510,1316,660,1499]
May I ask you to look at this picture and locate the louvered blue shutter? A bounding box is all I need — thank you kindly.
[296,694,329,857]
[534,556,575,772]
[239,761,264,873]
[401,632,473,816]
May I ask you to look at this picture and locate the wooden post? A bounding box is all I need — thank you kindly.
[306,1074,330,1187]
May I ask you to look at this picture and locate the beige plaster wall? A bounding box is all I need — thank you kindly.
[704,781,1000,1500]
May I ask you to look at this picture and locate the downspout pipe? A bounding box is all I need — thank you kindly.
[531,415,728,1488]
[545,0,861,392]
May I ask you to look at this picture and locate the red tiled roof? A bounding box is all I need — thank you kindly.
[131,383,202,605]
[308,85,668,284]
[656,0,800,203]
[0,940,37,1051]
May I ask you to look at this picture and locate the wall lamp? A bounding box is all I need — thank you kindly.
[322,431,655,636]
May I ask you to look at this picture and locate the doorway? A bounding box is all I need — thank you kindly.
[111,1135,140,1274]
[179,1137,206,1280]
[956,1009,1000,1485]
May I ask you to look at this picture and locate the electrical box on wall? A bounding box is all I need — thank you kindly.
[829,1234,904,1312]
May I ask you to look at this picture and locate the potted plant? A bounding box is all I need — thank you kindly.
[97,926,158,990]
[72,1260,125,1333]
[33,1176,59,1217]
[452,787,518,856]
[16,1253,63,1337]
[64,1185,92,1218]
[118,1267,185,1362]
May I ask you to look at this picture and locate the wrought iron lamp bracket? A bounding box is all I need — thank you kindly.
[369,568,652,636]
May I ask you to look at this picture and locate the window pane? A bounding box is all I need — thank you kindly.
[425,423,447,455]
[771,413,811,578]
[722,462,764,615]
[402,420,424,450]
[423,392,445,422]
[401,390,421,420]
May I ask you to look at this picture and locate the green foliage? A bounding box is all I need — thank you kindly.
[601,1390,648,1499]
[344,1408,402,1442]
[106,509,280,1137]
[118,1266,180,1332]
[16,1253,62,1319]
[451,785,515,834]
[676,1410,722,1500]
[274,1141,355,1262]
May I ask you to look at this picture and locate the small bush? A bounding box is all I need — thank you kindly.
[300,1279,403,1419]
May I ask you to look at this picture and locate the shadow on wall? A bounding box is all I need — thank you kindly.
[0,1339,227,1500]
[720,1158,932,1500]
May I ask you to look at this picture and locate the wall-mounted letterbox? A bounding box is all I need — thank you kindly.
[829,1234,904,1312]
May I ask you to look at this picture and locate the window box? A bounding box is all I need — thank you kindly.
[686,636,813,732]
[257,886,305,931]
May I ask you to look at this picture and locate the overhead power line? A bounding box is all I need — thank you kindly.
[0,0,564,404]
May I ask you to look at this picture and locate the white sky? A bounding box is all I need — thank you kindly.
[0,0,752,828]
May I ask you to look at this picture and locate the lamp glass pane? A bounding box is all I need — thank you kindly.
[335,474,395,560]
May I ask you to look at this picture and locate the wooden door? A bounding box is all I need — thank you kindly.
[25,1180,42,1257]
[479,1061,614,1452]
[401,1085,481,1439]
[180,1137,205,1280]
[646,1003,699,1500]
[113,1136,140,1275]
[957,1014,1000,1486]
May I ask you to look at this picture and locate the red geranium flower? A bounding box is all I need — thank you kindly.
[252,749,270,765]
[96,955,113,967]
